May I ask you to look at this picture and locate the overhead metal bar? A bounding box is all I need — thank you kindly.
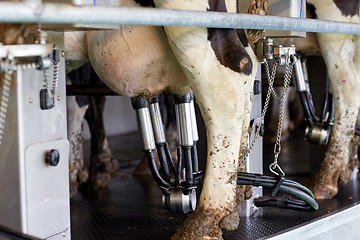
[0,2,359,35]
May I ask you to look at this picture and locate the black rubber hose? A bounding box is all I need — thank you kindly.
[191,142,199,172]
[280,185,319,210]
[175,147,183,187]
[183,146,194,193]
[298,92,314,123]
[237,173,314,198]
[356,125,360,136]
[145,151,170,195]
[298,91,319,123]
[156,144,171,183]
[164,142,177,175]
[193,172,317,209]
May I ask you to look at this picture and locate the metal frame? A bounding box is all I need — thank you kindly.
[0,33,71,240]
[268,204,360,239]
[0,2,358,35]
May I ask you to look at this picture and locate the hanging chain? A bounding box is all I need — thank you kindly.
[239,59,278,167]
[0,51,57,145]
[0,56,15,145]
[239,55,296,177]
[44,49,59,101]
[52,60,59,96]
[269,55,295,176]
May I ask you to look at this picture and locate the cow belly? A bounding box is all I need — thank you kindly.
[87,25,190,97]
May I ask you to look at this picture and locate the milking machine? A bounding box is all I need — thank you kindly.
[0,30,70,239]
[132,49,319,214]
[131,94,198,213]
[129,0,320,216]
[293,52,334,145]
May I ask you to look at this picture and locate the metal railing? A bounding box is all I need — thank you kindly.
[0,2,359,35]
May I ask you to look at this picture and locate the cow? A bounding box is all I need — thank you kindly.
[82,0,264,238]
[306,0,360,199]
[67,63,119,197]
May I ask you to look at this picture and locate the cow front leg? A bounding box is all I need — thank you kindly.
[160,26,256,240]
[172,85,247,240]
[220,81,253,231]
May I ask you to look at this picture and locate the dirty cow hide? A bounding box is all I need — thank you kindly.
[306,0,360,199]
[67,63,118,197]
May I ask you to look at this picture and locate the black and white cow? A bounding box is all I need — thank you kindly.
[83,0,262,239]
[306,0,360,199]
[67,63,119,197]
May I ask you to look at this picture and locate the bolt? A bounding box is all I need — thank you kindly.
[57,96,61,101]
[45,149,60,166]
[61,51,65,58]
[29,98,33,103]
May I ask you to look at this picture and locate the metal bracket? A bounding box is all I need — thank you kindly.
[0,44,53,59]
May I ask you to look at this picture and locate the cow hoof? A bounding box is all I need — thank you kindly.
[172,208,225,240]
[309,182,338,199]
[78,168,89,183]
[69,182,78,198]
[110,157,119,172]
[92,172,111,188]
[220,211,239,231]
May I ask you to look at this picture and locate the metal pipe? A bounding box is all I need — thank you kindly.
[293,57,307,92]
[149,98,166,145]
[0,2,360,35]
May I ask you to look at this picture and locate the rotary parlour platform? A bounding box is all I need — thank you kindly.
[70,132,360,240]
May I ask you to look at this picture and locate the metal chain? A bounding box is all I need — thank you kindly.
[265,59,281,99]
[269,56,294,176]
[52,61,59,96]
[239,59,278,167]
[239,56,295,176]
[0,57,15,145]
[44,56,59,101]
[0,56,53,146]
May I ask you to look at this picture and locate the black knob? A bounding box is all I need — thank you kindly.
[45,149,60,166]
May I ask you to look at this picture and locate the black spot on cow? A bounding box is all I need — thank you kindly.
[68,63,105,108]
[207,0,253,75]
[68,63,91,108]
[334,0,359,17]
[307,3,318,19]
[134,0,155,7]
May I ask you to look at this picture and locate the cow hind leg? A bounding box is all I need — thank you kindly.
[67,94,89,197]
[309,105,359,199]
[85,94,119,188]
[85,67,119,189]
[308,42,360,198]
